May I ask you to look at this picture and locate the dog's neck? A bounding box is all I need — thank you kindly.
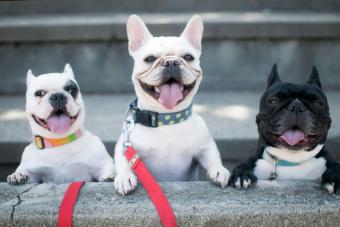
[129,98,193,127]
[33,128,85,149]
[264,144,324,164]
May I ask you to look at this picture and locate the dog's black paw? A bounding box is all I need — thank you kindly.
[321,166,340,194]
[229,170,257,189]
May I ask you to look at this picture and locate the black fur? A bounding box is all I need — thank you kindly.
[317,147,340,193]
[229,65,340,193]
[63,80,79,99]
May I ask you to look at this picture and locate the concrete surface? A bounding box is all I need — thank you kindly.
[0,181,339,226]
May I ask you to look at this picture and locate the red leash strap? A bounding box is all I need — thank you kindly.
[125,146,177,227]
[58,181,85,227]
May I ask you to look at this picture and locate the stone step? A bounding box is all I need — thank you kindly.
[2,12,340,42]
[1,0,340,14]
[1,12,340,94]
[0,181,339,226]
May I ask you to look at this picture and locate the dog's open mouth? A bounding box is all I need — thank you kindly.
[32,110,78,134]
[278,128,309,146]
[139,78,196,109]
[269,126,321,147]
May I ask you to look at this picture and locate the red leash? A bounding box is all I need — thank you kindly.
[58,181,85,227]
[125,146,177,227]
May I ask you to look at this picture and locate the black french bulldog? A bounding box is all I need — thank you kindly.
[229,64,340,193]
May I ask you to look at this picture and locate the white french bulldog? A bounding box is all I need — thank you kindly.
[7,64,115,184]
[114,15,230,195]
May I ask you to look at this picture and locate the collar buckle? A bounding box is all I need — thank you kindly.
[34,135,45,149]
[132,108,159,128]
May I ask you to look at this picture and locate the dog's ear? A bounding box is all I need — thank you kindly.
[180,15,204,51]
[126,14,153,55]
[63,63,75,78]
[307,66,322,89]
[267,63,281,88]
[26,69,36,85]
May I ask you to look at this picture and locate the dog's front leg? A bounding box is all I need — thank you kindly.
[319,147,340,194]
[229,143,265,189]
[197,139,230,188]
[113,136,138,195]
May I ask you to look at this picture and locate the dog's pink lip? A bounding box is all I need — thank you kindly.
[139,79,196,108]
[32,111,78,132]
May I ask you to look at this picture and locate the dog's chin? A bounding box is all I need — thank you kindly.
[265,127,322,151]
[139,78,196,110]
[32,109,79,135]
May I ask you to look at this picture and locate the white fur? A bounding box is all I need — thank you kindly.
[266,144,324,163]
[323,183,335,194]
[114,15,229,195]
[254,146,326,180]
[8,131,115,184]
[7,64,115,184]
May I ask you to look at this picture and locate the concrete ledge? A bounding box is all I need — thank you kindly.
[0,181,339,226]
[1,12,340,42]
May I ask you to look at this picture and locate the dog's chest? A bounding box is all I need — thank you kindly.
[25,133,106,183]
[129,115,209,181]
[254,156,326,180]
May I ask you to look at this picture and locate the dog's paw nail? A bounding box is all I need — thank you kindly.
[207,167,230,188]
[235,177,241,189]
[7,172,29,185]
[243,179,251,189]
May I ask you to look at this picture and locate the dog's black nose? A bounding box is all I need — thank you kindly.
[287,99,306,113]
[162,60,180,68]
[49,93,67,110]
[162,59,182,83]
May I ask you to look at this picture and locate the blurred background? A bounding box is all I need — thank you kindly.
[0,0,340,181]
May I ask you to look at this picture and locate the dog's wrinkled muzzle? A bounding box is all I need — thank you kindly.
[136,55,202,80]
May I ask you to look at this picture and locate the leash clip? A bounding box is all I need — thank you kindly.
[122,109,135,149]
[269,157,278,180]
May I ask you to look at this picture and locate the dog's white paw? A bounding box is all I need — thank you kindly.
[234,177,252,189]
[7,171,29,185]
[207,166,230,188]
[114,172,138,195]
[323,182,335,194]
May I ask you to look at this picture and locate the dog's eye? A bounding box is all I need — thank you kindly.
[64,86,78,99]
[314,100,324,106]
[268,97,280,105]
[34,90,46,97]
[67,87,78,98]
[144,55,157,63]
[183,54,194,62]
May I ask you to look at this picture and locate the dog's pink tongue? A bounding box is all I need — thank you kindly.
[158,83,183,109]
[47,114,72,134]
[279,129,306,146]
